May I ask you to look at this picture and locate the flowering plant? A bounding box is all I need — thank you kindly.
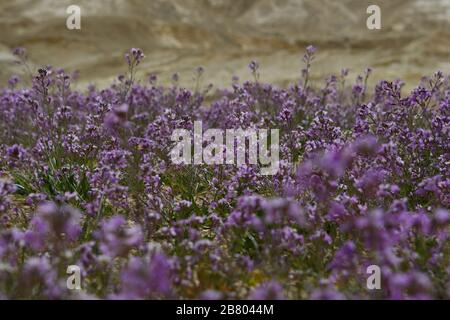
[0,46,448,299]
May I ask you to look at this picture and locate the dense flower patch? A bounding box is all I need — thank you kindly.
[0,47,448,299]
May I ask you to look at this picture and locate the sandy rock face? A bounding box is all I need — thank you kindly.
[0,0,449,90]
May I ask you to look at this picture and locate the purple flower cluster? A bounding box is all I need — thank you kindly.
[0,46,448,299]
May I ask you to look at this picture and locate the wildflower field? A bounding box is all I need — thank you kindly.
[0,47,448,299]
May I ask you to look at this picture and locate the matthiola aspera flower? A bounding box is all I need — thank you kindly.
[0,45,448,299]
[12,47,27,59]
[249,281,285,300]
[97,215,143,258]
[124,48,145,67]
[310,286,345,300]
[104,103,130,130]
[248,60,260,81]
[8,75,20,88]
[114,252,172,299]
[24,202,82,251]
[248,60,259,74]
[0,179,16,214]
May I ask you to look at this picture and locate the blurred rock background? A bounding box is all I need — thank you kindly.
[0,0,449,91]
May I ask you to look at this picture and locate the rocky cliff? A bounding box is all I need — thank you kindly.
[0,0,448,90]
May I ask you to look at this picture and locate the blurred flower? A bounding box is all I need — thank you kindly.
[249,281,285,300]
[97,215,143,258]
